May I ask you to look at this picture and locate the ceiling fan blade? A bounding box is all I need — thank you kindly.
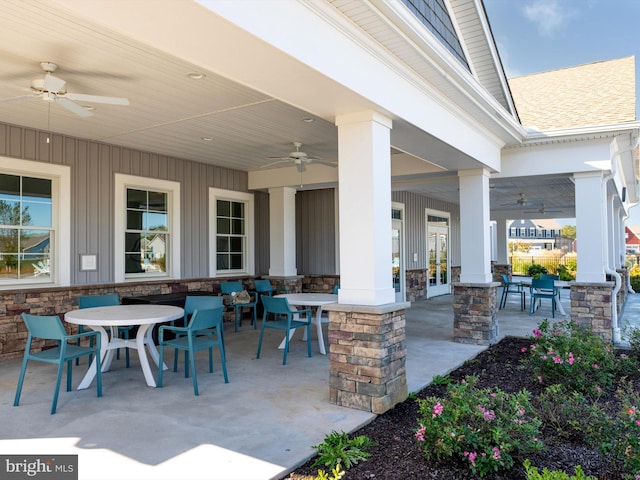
[261,159,292,168]
[43,74,66,92]
[312,160,338,168]
[56,97,93,117]
[0,94,37,103]
[65,92,129,105]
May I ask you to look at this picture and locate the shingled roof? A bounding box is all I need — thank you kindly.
[508,56,636,131]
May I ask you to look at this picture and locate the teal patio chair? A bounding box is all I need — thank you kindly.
[540,274,562,300]
[499,274,524,310]
[220,281,258,332]
[254,279,287,299]
[157,306,228,395]
[529,278,557,318]
[78,294,131,368]
[14,313,103,414]
[257,296,312,365]
[173,295,224,372]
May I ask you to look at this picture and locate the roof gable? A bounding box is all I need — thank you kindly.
[508,56,636,130]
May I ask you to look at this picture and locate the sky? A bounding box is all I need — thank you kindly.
[482,0,640,225]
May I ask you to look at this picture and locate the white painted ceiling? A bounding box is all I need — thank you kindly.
[0,0,576,221]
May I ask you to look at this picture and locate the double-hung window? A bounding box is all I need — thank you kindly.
[0,159,70,287]
[209,188,254,276]
[115,174,180,281]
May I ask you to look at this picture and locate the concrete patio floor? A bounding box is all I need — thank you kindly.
[0,288,634,480]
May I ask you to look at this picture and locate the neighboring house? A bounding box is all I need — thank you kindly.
[508,219,563,251]
[626,226,640,254]
[0,0,637,413]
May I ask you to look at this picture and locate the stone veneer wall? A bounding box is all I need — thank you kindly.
[0,276,304,361]
[301,275,340,293]
[327,303,409,414]
[405,269,427,302]
[492,264,512,283]
[570,282,614,341]
[452,283,499,345]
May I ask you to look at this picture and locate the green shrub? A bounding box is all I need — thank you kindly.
[612,379,640,475]
[535,384,612,445]
[521,319,618,396]
[523,459,596,479]
[527,264,548,278]
[415,375,543,477]
[556,264,575,281]
[312,431,374,471]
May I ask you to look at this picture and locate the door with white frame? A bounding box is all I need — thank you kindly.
[392,205,405,302]
[426,211,450,298]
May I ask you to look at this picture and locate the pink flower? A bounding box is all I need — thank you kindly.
[537,376,543,384]
[520,347,527,353]
[592,363,599,369]
[552,355,563,364]
[541,355,547,360]
[568,353,574,365]
[433,402,443,418]
[533,329,542,338]
[492,447,502,460]
[464,451,477,466]
[635,420,640,427]
[415,424,426,442]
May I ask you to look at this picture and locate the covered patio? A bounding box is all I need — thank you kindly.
[0,290,587,480]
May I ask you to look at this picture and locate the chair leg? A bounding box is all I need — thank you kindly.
[208,347,213,373]
[51,361,65,414]
[158,345,165,387]
[256,327,265,359]
[95,347,102,398]
[252,306,257,329]
[306,324,312,358]
[189,349,199,396]
[283,331,289,365]
[13,356,29,407]
[219,344,229,383]
[173,348,179,372]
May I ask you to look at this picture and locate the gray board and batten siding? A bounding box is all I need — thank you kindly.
[0,122,344,285]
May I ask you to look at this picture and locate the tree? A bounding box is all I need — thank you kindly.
[0,200,32,271]
[561,225,576,240]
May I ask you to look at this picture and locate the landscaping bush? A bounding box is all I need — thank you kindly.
[526,263,548,278]
[311,430,374,471]
[523,459,596,480]
[415,375,543,477]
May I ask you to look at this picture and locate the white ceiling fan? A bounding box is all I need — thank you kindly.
[524,204,562,215]
[0,62,129,117]
[262,142,337,172]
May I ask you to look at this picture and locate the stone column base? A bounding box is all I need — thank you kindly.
[325,301,410,414]
[453,282,500,345]
[570,282,614,341]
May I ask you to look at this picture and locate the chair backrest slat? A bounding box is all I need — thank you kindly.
[184,295,223,316]
[22,313,67,340]
[531,278,555,290]
[78,294,120,309]
[188,307,224,331]
[261,296,291,315]
[220,281,243,295]
[254,279,273,294]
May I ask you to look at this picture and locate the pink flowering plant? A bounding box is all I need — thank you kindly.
[415,375,542,477]
[521,319,619,396]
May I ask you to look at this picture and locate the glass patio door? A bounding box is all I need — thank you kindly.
[427,215,450,298]
[392,207,405,302]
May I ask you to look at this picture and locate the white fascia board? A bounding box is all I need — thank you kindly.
[496,137,613,178]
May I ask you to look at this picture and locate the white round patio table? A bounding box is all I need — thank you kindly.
[274,293,338,355]
[65,304,184,388]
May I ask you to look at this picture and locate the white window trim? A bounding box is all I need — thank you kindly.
[114,174,181,282]
[209,188,254,277]
[0,158,70,289]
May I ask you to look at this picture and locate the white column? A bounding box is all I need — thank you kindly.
[335,111,395,306]
[268,186,297,277]
[495,219,509,264]
[459,168,492,283]
[574,172,606,282]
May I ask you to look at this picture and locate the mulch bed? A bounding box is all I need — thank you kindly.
[286,336,633,479]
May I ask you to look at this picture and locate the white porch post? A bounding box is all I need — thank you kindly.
[458,168,492,283]
[574,172,607,282]
[335,111,395,306]
[268,186,297,277]
[496,219,509,265]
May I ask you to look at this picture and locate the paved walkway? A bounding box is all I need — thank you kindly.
[0,290,636,480]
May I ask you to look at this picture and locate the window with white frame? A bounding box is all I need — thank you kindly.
[209,188,254,277]
[115,174,180,282]
[0,159,70,287]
